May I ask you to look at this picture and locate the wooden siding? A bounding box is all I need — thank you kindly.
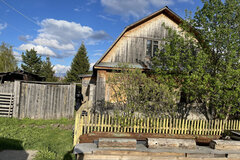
[102,14,180,65]
[82,77,96,102]
[96,70,106,103]
[0,81,14,93]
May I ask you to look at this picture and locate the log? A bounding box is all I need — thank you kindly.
[210,140,240,150]
[147,138,196,149]
[98,138,136,150]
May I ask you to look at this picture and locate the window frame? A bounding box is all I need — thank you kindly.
[145,38,162,58]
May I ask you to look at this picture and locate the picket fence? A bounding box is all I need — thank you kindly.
[73,113,240,146]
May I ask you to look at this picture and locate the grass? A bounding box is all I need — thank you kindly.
[0,117,75,160]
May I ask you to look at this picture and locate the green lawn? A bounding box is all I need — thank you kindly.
[0,117,75,160]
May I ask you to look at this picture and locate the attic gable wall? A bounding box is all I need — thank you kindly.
[101,14,181,65]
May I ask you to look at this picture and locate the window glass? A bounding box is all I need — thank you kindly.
[153,41,159,57]
[146,40,152,56]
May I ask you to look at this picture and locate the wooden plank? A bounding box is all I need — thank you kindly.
[179,119,181,135]
[163,118,166,134]
[166,118,169,134]
[0,108,13,111]
[97,114,101,132]
[0,114,12,117]
[0,111,13,114]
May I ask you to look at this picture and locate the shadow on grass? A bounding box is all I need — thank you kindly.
[0,137,24,151]
[0,137,29,160]
[63,149,74,160]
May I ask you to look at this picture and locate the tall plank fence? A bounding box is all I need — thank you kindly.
[0,81,76,119]
[74,113,240,145]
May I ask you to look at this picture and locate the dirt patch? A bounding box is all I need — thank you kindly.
[51,123,73,130]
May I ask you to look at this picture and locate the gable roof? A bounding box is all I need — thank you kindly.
[94,6,184,69]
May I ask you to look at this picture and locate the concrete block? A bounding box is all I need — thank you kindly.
[187,153,214,158]
[210,140,240,150]
[98,138,136,149]
[228,154,240,158]
[147,138,196,149]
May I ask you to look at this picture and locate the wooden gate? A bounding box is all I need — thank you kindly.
[0,93,14,117]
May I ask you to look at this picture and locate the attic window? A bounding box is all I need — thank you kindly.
[146,40,159,57]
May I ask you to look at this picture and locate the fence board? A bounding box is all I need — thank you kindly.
[73,113,240,146]
[18,82,75,119]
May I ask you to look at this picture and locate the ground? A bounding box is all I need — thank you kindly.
[0,117,75,160]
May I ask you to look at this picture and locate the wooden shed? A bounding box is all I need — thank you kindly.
[0,70,45,83]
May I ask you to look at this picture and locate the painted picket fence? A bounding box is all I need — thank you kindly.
[74,112,240,145]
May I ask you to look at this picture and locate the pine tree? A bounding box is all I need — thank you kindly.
[41,57,57,82]
[21,49,42,75]
[65,43,90,82]
[0,42,18,72]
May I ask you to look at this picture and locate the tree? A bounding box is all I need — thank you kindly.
[21,49,43,75]
[106,65,179,118]
[41,57,57,82]
[65,43,90,82]
[153,0,240,120]
[0,42,17,72]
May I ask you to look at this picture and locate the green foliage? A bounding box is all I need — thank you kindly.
[153,0,240,120]
[107,65,179,118]
[0,117,74,160]
[34,148,57,160]
[0,42,18,72]
[21,49,43,75]
[41,57,58,82]
[21,49,58,82]
[65,43,90,82]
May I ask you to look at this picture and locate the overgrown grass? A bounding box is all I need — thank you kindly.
[0,117,75,160]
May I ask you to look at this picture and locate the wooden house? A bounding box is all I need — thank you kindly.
[80,6,185,112]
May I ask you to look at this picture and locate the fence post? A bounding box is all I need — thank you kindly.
[13,81,21,118]
[73,110,81,146]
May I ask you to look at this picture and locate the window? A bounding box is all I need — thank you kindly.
[146,40,152,57]
[153,41,159,57]
[146,40,159,57]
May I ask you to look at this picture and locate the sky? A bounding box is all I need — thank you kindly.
[0,0,203,76]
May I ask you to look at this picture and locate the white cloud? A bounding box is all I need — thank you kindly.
[94,53,103,56]
[100,0,175,19]
[18,18,110,58]
[87,0,97,5]
[13,51,22,61]
[33,38,75,50]
[101,0,149,19]
[19,35,32,42]
[98,15,116,22]
[149,0,174,7]
[94,49,104,52]
[74,8,81,12]
[178,0,194,4]
[37,19,109,44]
[53,64,70,74]
[0,23,7,33]
[18,44,57,57]
[90,62,95,71]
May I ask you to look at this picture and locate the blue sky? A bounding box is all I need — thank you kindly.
[0,0,203,75]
